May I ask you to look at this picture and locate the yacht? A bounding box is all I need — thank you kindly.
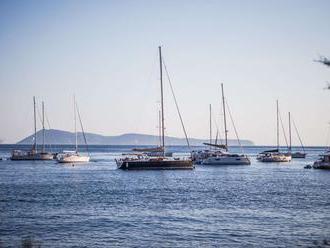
[57,97,90,163]
[11,98,54,161]
[313,151,330,169]
[57,151,90,163]
[116,46,193,170]
[257,149,291,162]
[198,84,250,166]
[257,101,292,163]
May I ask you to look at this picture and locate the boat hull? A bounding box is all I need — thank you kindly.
[117,159,194,170]
[57,154,90,163]
[291,152,306,159]
[313,162,330,169]
[202,156,250,165]
[257,153,292,163]
[11,152,54,161]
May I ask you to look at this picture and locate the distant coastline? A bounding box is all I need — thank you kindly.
[17,129,254,146]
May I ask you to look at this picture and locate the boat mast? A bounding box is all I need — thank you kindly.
[33,96,37,152]
[277,100,279,151]
[159,46,165,156]
[42,101,45,153]
[158,110,162,147]
[74,96,78,153]
[288,112,292,152]
[221,84,228,151]
[209,104,212,146]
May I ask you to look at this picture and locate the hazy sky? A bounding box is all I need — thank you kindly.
[0,0,329,145]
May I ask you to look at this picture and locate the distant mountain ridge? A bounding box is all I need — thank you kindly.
[17,129,254,146]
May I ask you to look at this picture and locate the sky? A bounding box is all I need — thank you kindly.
[0,0,329,145]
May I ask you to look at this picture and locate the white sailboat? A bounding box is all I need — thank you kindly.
[57,97,90,163]
[201,84,250,166]
[257,100,292,163]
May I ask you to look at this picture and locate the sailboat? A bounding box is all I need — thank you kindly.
[11,97,54,160]
[200,84,251,166]
[191,104,226,164]
[57,97,90,163]
[116,46,193,170]
[131,111,173,157]
[257,101,292,163]
[286,112,306,158]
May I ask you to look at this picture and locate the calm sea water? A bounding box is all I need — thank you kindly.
[0,145,329,247]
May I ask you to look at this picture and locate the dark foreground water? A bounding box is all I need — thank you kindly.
[0,145,330,247]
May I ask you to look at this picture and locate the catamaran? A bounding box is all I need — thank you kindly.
[257,101,292,163]
[116,46,193,170]
[11,97,54,161]
[198,84,250,166]
[57,97,90,163]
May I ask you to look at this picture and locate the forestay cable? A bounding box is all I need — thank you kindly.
[162,57,191,150]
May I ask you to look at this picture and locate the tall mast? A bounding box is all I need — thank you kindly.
[276,100,279,150]
[42,101,45,153]
[74,96,78,153]
[159,46,165,156]
[288,112,292,152]
[209,104,212,146]
[158,110,162,147]
[221,84,228,151]
[33,96,37,152]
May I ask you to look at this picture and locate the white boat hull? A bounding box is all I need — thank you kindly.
[57,154,90,163]
[257,153,292,162]
[202,155,251,165]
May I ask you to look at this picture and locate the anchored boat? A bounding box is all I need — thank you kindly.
[57,97,90,163]
[11,98,54,161]
[193,84,250,166]
[116,46,193,170]
[313,152,330,169]
[257,100,292,163]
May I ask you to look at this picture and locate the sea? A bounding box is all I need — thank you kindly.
[0,145,329,247]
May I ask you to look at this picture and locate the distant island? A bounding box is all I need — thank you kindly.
[17,129,254,146]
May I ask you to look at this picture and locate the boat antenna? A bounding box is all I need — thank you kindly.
[162,55,191,149]
[292,117,306,153]
[226,100,244,154]
[221,84,228,151]
[159,46,165,156]
[75,101,90,156]
[33,96,37,152]
[42,101,45,153]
